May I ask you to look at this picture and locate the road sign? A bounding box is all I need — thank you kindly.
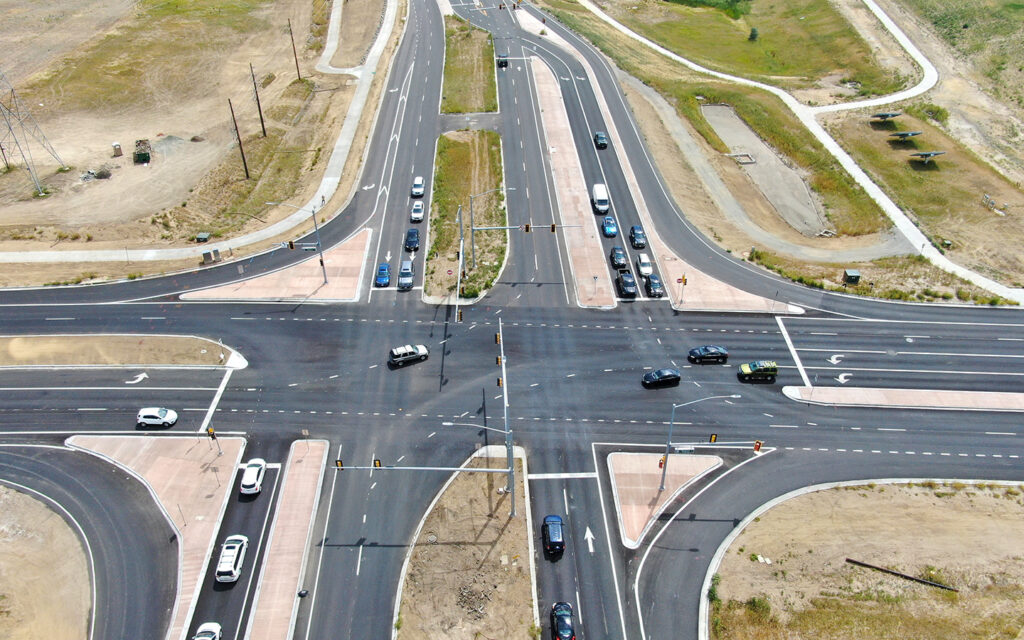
[447,269,453,275]
[677,278,683,283]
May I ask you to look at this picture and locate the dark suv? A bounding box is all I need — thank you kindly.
[609,246,627,269]
[629,225,647,249]
[616,269,637,297]
[542,515,565,556]
[593,131,608,149]
[404,228,420,252]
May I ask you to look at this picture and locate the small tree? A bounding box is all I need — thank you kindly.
[748,27,759,41]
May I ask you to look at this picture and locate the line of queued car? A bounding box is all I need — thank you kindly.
[192,458,267,639]
[641,344,778,388]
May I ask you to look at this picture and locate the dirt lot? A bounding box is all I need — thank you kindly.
[714,482,1024,638]
[0,485,89,640]
[0,334,229,366]
[0,0,390,286]
[397,457,534,639]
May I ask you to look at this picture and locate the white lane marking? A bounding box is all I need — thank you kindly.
[878,428,906,432]
[77,408,107,411]
[563,487,569,514]
[777,317,810,387]
[768,424,799,428]
[356,544,363,576]
[985,431,1015,436]
[45,317,75,321]
[529,472,598,480]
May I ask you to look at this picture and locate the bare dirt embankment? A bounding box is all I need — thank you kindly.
[713,482,1024,639]
[0,485,90,640]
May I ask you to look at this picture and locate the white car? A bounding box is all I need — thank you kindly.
[239,458,267,495]
[193,622,222,640]
[636,253,653,278]
[215,534,249,583]
[137,407,178,428]
[410,201,424,222]
[411,176,425,197]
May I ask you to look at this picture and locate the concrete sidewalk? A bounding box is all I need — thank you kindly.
[607,452,721,549]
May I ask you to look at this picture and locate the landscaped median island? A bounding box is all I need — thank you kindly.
[396,456,535,640]
[442,15,498,114]
[425,130,507,299]
[711,482,1024,639]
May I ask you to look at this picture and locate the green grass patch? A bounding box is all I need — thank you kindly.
[535,1,887,235]
[20,0,273,113]
[900,0,1024,106]
[441,16,498,113]
[617,0,906,95]
[426,130,505,297]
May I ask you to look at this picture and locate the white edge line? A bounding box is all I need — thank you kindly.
[590,441,630,640]
[776,316,810,387]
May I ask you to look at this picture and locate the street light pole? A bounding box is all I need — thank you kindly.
[442,414,515,518]
[468,187,515,270]
[265,201,328,284]
[659,394,741,492]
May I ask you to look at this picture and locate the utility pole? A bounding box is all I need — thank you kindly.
[288,19,301,80]
[250,63,267,137]
[228,99,249,179]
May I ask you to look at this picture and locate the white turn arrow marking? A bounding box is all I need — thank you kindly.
[828,354,845,365]
[385,251,392,262]
[362,183,376,190]
[125,372,149,385]
[583,527,595,554]
[836,373,852,384]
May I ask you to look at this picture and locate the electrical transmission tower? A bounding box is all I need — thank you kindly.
[0,68,67,196]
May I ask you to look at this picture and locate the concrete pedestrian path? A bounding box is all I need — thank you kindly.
[608,452,721,549]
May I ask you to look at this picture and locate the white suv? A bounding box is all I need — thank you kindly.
[137,407,178,428]
[410,201,424,222]
[389,344,429,365]
[635,253,653,278]
[411,176,425,197]
[215,534,249,583]
[193,622,222,640]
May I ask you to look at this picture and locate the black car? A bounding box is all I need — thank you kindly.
[609,246,627,269]
[542,515,565,556]
[689,345,729,364]
[550,602,575,640]
[645,273,665,297]
[404,228,420,252]
[616,269,637,297]
[629,225,647,249]
[497,53,509,68]
[593,131,608,149]
[642,367,681,388]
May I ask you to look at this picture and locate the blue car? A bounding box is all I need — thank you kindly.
[601,216,618,237]
[375,263,391,287]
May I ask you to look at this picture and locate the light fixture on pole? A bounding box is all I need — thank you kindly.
[266,201,328,284]
[659,394,740,492]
